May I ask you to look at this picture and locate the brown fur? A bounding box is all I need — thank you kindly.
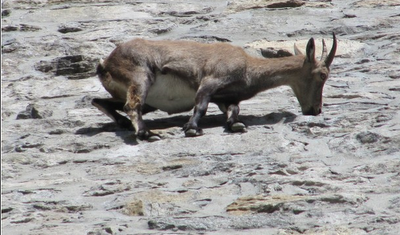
[92,34,337,141]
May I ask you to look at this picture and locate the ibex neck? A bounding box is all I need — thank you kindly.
[247,55,306,90]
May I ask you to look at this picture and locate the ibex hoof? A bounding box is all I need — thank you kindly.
[185,128,203,137]
[231,122,247,133]
[148,135,162,142]
[137,130,161,142]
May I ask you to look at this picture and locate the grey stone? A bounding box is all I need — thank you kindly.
[2,0,400,234]
[356,131,380,144]
[16,104,53,119]
[35,55,97,79]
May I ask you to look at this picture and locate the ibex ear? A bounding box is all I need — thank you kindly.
[294,43,303,55]
[306,38,315,63]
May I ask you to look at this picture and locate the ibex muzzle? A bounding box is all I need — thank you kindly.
[92,33,337,141]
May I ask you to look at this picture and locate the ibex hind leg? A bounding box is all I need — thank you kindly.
[124,79,161,142]
[92,98,133,130]
[92,98,157,130]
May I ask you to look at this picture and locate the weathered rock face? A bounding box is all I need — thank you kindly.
[35,55,97,80]
[1,0,400,234]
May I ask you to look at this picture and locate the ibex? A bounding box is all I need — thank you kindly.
[92,33,337,141]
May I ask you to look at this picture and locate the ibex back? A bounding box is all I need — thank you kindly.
[93,34,337,141]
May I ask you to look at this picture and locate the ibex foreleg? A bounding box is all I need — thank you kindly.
[226,104,246,132]
[183,77,224,137]
[183,90,209,137]
[184,77,247,136]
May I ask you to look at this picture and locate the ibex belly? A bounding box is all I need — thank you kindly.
[145,72,196,114]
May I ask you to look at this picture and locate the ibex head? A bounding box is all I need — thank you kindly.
[292,33,337,116]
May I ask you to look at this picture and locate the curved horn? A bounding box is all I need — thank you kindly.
[325,32,337,67]
[321,39,327,61]
[294,43,303,55]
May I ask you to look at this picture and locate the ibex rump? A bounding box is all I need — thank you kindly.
[93,34,337,141]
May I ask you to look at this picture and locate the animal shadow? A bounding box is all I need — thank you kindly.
[142,111,296,130]
[243,111,297,126]
[76,111,296,143]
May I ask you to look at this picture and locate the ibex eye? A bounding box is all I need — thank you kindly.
[320,73,327,80]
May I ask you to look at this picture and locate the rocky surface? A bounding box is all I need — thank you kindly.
[1,0,400,234]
